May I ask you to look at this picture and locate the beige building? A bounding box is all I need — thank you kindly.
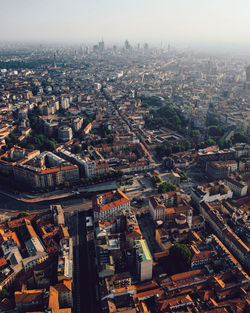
[224,177,248,198]
[14,164,79,189]
[54,280,72,308]
[93,190,130,220]
[58,126,73,142]
[134,239,152,282]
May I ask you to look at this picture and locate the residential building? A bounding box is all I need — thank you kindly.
[93,189,130,220]
[206,160,237,179]
[58,126,73,142]
[191,181,233,206]
[224,176,248,198]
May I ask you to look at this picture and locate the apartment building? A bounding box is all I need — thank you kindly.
[191,181,233,206]
[93,189,130,220]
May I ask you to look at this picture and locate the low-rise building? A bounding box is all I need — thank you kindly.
[191,181,233,207]
[58,125,73,142]
[224,176,248,198]
[14,163,79,189]
[197,147,236,168]
[57,238,73,282]
[149,192,182,221]
[93,189,130,220]
[51,205,65,226]
[206,160,237,179]
[54,280,72,308]
[200,201,250,271]
[15,287,45,313]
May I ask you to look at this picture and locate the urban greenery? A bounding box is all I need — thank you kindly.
[144,105,188,133]
[233,132,250,144]
[169,243,192,267]
[158,182,177,193]
[0,288,9,300]
[152,175,161,184]
[179,171,187,181]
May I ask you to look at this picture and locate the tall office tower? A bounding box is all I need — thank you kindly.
[98,40,104,52]
[84,46,89,55]
[125,40,130,50]
[246,65,250,82]
[143,43,149,51]
[245,65,250,90]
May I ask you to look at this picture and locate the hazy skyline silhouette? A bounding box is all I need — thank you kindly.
[1,0,250,49]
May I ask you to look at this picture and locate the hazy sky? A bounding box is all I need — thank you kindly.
[1,0,250,46]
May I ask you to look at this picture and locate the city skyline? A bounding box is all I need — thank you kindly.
[1,0,250,49]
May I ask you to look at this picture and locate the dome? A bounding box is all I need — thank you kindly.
[175,213,187,225]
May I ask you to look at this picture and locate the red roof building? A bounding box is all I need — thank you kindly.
[93,189,130,220]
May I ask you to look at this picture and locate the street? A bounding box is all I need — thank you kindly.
[69,210,98,313]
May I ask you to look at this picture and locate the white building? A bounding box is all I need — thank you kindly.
[58,126,73,142]
[191,181,233,207]
[60,97,70,110]
[93,190,131,220]
[25,237,45,257]
[134,239,153,282]
[224,177,248,198]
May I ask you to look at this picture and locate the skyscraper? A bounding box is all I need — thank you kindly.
[245,65,250,90]
[125,40,130,50]
[246,65,250,82]
[98,40,104,52]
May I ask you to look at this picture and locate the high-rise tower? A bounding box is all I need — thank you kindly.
[246,65,250,81]
[245,65,250,90]
[187,210,193,229]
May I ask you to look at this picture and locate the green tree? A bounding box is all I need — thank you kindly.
[226,139,232,148]
[169,243,192,266]
[205,138,216,147]
[233,132,250,144]
[179,171,187,181]
[191,129,200,138]
[44,139,57,151]
[74,144,82,154]
[64,181,70,188]
[144,104,187,132]
[184,141,192,150]
[152,175,161,184]
[5,132,19,147]
[0,288,9,300]
[206,115,220,126]
[158,182,177,193]
[155,145,172,158]
[217,139,225,149]
[172,145,180,153]
[27,144,35,150]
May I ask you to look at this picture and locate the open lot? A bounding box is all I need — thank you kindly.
[121,174,157,199]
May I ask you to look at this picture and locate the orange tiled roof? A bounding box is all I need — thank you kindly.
[0,257,7,268]
[60,226,69,239]
[7,214,36,229]
[136,288,164,300]
[93,189,130,213]
[39,165,77,175]
[48,286,59,310]
[25,219,37,238]
[54,280,72,293]
[0,229,21,247]
[15,289,44,304]
[95,162,109,169]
